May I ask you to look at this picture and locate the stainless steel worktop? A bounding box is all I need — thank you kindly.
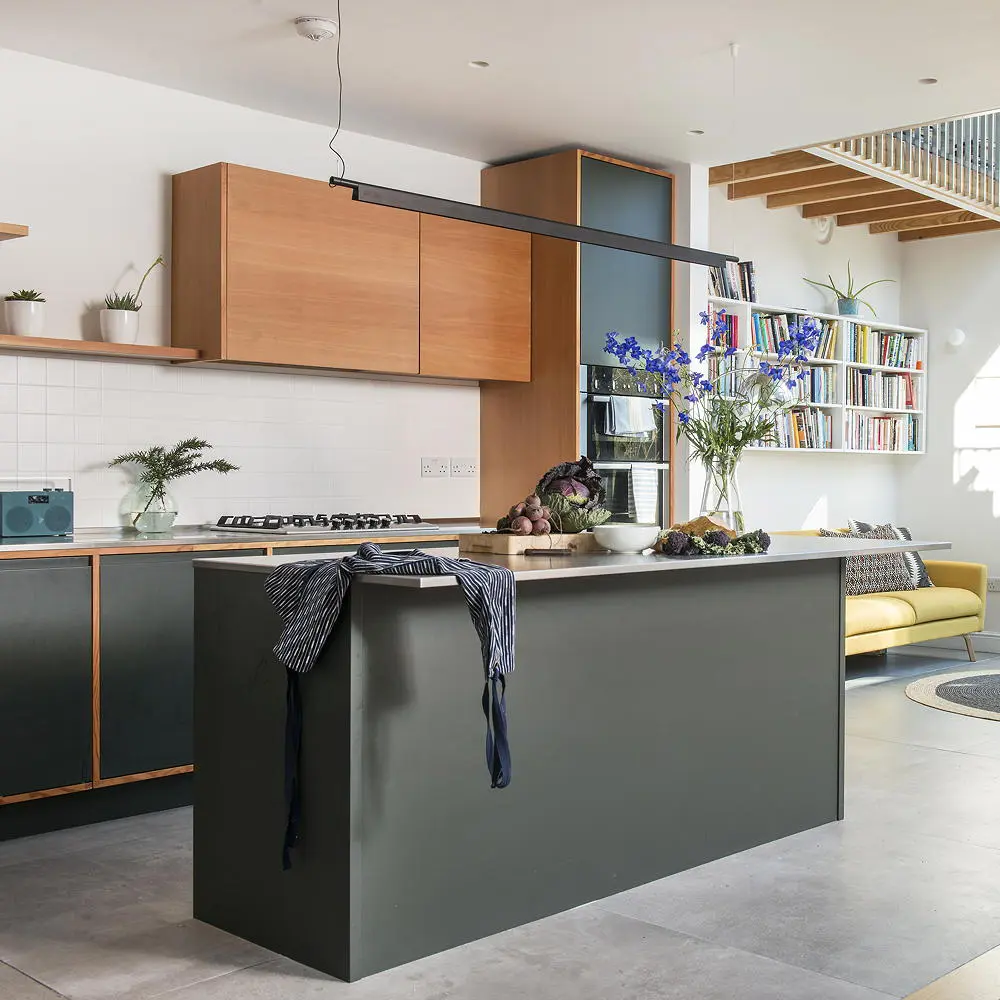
[195,535,951,584]
[0,523,481,556]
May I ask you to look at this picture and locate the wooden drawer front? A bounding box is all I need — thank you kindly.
[226,166,419,373]
[419,214,531,381]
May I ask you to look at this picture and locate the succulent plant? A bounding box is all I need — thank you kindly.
[5,289,45,301]
[104,255,164,311]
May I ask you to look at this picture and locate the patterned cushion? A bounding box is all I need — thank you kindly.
[848,519,933,588]
[819,526,918,596]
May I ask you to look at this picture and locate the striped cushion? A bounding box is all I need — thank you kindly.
[848,519,932,588]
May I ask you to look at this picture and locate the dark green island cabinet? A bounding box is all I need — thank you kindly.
[0,558,93,797]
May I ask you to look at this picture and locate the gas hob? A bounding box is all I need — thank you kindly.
[211,513,439,535]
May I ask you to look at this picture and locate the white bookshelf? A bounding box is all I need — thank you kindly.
[707,296,926,455]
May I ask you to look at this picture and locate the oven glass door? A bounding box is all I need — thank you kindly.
[593,463,668,525]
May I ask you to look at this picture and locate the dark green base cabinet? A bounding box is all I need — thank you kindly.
[0,558,92,797]
[99,550,262,779]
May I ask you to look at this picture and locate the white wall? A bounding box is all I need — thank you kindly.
[898,230,1000,628]
[707,186,906,529]
[0,49,483,527]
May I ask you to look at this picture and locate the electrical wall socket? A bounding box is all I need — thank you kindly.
[450,457,479,477]
[421,457,450,478]
[988,577,1000,594]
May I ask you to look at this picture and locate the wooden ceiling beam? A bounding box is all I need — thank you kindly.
[801,190,930,218]
[767,177,896,209]
[708,151,826,187]
[870,210,989,234]
[838,202,958,226]
[727,165,859,200]
[898,219,1000,241]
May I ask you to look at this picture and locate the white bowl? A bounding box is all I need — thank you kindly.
[592,524,661,554]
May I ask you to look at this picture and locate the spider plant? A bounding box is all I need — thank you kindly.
[803,261,894,317]
[104,255,164,311]
[5,289,45,302]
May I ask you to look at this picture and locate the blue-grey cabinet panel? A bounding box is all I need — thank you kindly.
[580,157,673,366]
[100,549,263,778]
[0,557,92,795]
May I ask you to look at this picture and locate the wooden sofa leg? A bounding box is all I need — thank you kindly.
[964,634,977,662]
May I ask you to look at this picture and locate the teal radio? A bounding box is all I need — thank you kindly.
[0,489,74,537]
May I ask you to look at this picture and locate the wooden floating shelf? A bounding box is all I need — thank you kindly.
[0,334,200,361]
[0,222,29,241]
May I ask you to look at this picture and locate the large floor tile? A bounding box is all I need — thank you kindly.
[846,673,1000,759]
[0,962,60,999]
[6,919,272,1000]
[847,735,1000,851]
[156,909,893,1000]
[598,818,1000,997]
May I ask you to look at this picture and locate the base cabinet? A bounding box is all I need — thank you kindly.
[99,550,263,779]
[0,558,92,796]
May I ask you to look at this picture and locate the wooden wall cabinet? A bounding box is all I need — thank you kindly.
[419,215,530,381]
[173,163,420,374]
[173,163,531,382]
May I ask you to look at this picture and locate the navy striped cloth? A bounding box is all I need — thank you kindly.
[265,542,516,868]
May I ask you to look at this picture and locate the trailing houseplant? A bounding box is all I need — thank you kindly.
[605,311,822,532]
[803,261,893,317]
[4,289,46,337]
[109,437,238,533]
[101,254,165,344]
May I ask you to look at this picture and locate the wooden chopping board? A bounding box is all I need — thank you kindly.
[458,532,602,555]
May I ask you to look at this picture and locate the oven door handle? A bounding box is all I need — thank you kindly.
[592,462,670,470]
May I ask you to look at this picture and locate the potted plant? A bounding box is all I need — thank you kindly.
[101,255,165,344]
[804,261,894,317]
[109,437,238,533]
[4,289,46,337]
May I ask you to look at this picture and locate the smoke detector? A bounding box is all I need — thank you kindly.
[293,16,339,42]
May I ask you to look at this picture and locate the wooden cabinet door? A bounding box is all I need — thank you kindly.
[419,215,531,381]
[225,165,419,374]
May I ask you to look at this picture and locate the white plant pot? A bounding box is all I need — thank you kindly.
[4,299,45,337]
[100,308,139,344]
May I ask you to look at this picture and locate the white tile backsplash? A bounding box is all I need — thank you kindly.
[0,357,479,527]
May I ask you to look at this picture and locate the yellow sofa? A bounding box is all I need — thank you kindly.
[788,530,987,658]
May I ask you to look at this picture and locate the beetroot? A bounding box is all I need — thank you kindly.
[510,516,533,535]
[526,506,545,521]
[531,518,551,535]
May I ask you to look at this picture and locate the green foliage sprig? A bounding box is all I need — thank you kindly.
[5,289,45,302]
[109,438,238,526]
[104,255,164,311]
[803,260,894,316]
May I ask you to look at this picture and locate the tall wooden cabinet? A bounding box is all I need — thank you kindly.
[479,150,675,524]
[172,163,531,382]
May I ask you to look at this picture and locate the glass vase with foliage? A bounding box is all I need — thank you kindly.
[110,437,238,533]
[605,311,821,532]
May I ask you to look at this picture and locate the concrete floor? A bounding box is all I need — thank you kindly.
[2,648,1000,999]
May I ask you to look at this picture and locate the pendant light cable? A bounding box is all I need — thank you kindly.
[730,41,739,262]
[328,0,346,181]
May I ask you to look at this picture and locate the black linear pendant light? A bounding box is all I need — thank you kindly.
[330,177,736,268]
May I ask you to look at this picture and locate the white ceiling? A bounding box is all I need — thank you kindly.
[2,0,999,169]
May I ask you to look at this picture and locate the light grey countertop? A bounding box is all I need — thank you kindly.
[194,535,952,586]
[0,523,480,555]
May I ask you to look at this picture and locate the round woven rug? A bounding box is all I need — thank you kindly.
[905,669,1000,721]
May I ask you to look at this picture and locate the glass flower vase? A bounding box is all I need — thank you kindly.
[122,483,178,534]
[699,454,745,534]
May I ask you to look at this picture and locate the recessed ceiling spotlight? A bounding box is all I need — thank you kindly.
[468,60,490,69]
[918,77,939,85]
[687,129,705,136]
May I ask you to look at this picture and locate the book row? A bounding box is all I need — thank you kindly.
[845,325,921,369]
[708,260,757,302]
[847,370,919,411]
[761,408,833,450]
[751,313,838,360]
[846,413,921,452]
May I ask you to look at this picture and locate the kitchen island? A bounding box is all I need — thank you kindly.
[192,535,948,981]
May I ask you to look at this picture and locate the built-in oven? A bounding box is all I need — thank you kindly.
[580,365,670,524]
